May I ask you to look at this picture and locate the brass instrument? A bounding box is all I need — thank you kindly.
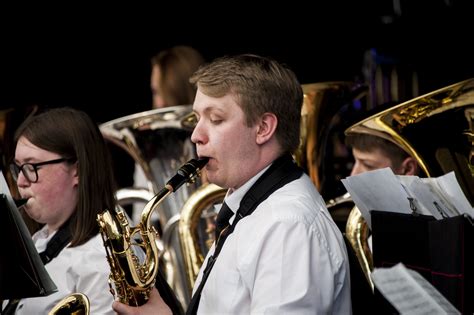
[296,81,369,239]
[47,293,90,315]
[296,82,368,197]
[178,183,227,293]
[99,105,202,305]
[345,206,373,289]
[344,78,474,288]
[96,157,208,306]
[326,192,374,290]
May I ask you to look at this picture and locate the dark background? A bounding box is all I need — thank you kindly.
[1,1,473,124]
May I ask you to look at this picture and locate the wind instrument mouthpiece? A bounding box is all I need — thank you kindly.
[166,157,209,191]
[14,198,29,208]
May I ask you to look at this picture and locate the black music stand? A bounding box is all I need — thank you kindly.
[0,172,57,300]
[371,210,474,314]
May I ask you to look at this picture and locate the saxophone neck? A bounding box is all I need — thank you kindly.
[141,187,172,228]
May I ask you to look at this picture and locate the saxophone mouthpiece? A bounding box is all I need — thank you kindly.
[167,157,209,191]
[14,198,29,208]
[189,157,210,172]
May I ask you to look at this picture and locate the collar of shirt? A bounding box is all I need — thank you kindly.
[223,163,272,224]
[32,224,58,252]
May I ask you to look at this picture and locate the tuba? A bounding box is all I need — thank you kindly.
[296,82,368,197]
[96,157,208,306]
[344,78,474,287]
[296,82,369,228]
[99,105,201,305]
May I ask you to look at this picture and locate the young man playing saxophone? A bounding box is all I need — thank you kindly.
[114,54,352,315]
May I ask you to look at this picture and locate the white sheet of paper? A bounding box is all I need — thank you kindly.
[372,263,460,315]
[426,172,474,218]
[341,168,413,229]
[398,175,433,217]
[0,171,12,196]
[403,176,456,219]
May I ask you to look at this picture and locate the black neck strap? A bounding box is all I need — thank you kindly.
[39,219,72,265]
[236,154,303,219]
[186,154,304,314]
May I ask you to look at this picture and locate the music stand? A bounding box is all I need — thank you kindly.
[0,171,57,299]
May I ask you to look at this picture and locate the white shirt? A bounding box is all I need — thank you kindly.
[14,226,114,315]
[193,168,352,314]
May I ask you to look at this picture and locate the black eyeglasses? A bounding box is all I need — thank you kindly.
[10,158,75,183]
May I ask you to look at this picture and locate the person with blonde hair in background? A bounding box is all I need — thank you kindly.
[131,45,206,222]
[150,45,205,108]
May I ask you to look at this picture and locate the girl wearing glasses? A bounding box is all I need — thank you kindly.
[4,107,117,314]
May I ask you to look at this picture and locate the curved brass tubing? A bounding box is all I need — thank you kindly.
[345,207,374,290]
[48,293,90,315]
[178,183,227,294]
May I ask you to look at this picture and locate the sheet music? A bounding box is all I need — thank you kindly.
[422,172,474,219]
[341,168,413,229]
[372,263,460,315]
[402,175,457,220]
[342,169,474,228]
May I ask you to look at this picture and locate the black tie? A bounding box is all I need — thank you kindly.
[214,202,233,240]
[187,203,234,314]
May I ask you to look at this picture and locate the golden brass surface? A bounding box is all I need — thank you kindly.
[345,206,374,290]
[345,78,474,178]
[48,293,90,315]
[296,82,368,199]
[178,183,227,293]
[344,78,474,290]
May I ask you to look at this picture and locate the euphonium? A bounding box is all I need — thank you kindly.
[97,157,209,306]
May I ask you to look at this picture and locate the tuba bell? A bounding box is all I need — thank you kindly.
[344,78,474,287]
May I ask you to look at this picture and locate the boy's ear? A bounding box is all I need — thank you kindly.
[256,113,278,145]
[401,156,418,175]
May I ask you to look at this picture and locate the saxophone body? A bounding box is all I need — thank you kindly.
[97,157,208,306]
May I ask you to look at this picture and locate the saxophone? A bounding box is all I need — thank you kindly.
[97,157,209,306]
